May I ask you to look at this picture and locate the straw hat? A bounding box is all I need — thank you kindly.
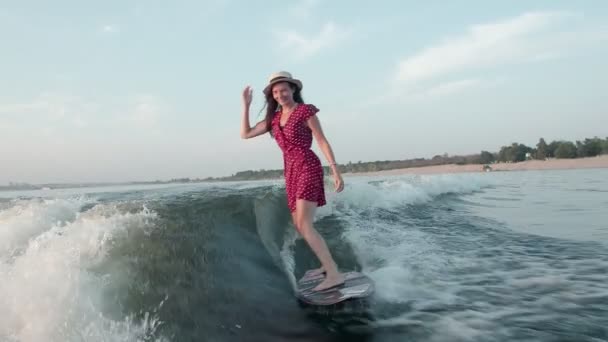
[263,71,303,95]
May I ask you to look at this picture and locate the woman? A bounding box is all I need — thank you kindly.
[240,71,345,291]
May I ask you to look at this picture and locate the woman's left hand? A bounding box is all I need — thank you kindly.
[333,173,344,193]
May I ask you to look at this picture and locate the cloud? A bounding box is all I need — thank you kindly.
[0,93,92,126]
[421,79,482,98]
[109,95,166,131]
[287,0,321,19]
[361,78,487,108]
[274,21,350,60]
[366,10,608,107]
[396,11,577,84]
[125,95,163,127]
[0,93,167,132]
[0,102,46,113]
[100,24,120,34]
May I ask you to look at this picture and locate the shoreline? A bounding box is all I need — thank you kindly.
[345,155,608,177]
[3,156,607,192]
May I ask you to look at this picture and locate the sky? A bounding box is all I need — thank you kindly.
[1,0,607,184]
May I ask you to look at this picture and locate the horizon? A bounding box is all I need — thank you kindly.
[2,1,607,185]
[3,134,605,186]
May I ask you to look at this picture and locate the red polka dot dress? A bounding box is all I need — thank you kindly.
[272,103,326,213]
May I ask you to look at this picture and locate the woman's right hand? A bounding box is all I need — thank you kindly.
[242,86,253,108]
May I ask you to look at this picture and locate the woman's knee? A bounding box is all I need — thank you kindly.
[296,217,306,232]
[295,200,315,231]
[296,214,313,235]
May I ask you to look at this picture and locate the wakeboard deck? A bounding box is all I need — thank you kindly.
[296,270,374,306]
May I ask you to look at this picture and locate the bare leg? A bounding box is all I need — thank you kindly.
[295,199,344,291]
[293,212,325,276]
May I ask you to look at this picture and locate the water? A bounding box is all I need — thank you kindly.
[1,169,607,341]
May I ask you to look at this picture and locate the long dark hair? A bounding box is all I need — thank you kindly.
[262,82,304,137]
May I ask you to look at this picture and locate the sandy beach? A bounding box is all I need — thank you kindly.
[347,155,608,177]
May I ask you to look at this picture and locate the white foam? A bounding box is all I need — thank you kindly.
[280,225,299,290]
[326,172,608,339]
[317,174,490,302]
[0,199,167,342]
[317,173,490,218]
[429,316,486,342]
[0,198,86,259]
[339,216,452,305]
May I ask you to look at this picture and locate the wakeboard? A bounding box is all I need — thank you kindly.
[296,270,374,306]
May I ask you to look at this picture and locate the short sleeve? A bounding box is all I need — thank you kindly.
[301,104,319,121]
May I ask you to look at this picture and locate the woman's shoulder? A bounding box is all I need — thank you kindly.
[299,103,318,111]
[298,103,319,119]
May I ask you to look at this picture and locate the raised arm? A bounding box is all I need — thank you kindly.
[240,86,269,139]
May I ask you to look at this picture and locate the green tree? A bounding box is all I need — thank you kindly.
[547,140,560,158]
[496,143,532,162]
[480,151,495,164]
[513,143,534,162]
[576,137,603,157]
[497,145,514,162]
[554,141,577,158]
[536,138,548,160]
[602,137,608,155]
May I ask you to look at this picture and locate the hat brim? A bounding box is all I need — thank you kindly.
[263,78,303,95]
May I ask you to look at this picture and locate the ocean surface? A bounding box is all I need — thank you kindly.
[1,168,607,342]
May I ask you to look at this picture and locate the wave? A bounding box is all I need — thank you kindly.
[317,173,491,217]
[0,173,500,341]
[0,198,167,342]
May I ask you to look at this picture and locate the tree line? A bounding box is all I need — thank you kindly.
[219,136,608,181]
[3,136,606,189]
[481,136,608,164]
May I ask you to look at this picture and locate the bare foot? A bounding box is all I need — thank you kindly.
[313,272,345,292]
[306,267,325,277]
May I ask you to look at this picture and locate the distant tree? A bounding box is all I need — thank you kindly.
[497,144,513,162]
[554,141,577,158]
[514,143,534,162]
[496,143,532,162]
[576,137,603,157]
[480,151,495,164]
[602,137,608,155]
[547,140,560,158]
[575,140,584,157]
[536,138,548,160]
